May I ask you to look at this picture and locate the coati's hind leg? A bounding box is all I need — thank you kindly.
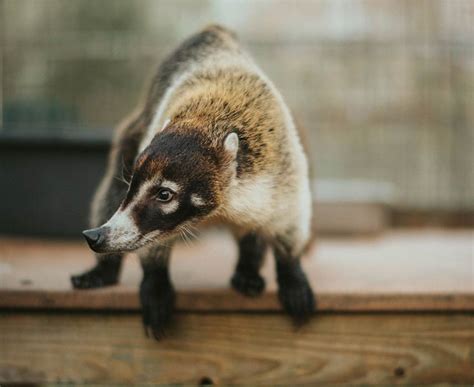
[139,244,175,340]
[273,237,315,323]
[231,232,267,297]
[71,113,145,289]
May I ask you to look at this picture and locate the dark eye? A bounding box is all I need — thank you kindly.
[156,188,174,202]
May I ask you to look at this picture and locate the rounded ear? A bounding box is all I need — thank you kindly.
[224,132,239,159]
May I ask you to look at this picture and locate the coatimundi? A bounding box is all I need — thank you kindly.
[71,25,315,339]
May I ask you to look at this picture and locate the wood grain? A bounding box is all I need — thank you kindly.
[0,312,473,384]
[0,230,473,311]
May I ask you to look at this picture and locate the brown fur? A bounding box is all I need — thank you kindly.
[73,25,316,335]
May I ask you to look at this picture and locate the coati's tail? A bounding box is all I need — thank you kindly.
[293,116,317,258]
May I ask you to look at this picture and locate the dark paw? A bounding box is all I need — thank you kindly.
[231,270,265,297]
[70,261,120,289]
[140,276,175,340]
[278,277,315,324]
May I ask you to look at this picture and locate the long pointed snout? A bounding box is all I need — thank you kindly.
[82,227,109,252]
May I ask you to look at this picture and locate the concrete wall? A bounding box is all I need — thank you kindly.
[1,0,473,210]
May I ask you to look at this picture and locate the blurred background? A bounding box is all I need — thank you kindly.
[0,3,473,384]
[0,0,473,236]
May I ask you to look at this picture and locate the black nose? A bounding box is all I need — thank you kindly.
[82,227,106,251]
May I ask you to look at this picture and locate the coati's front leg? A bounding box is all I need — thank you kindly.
[139,244,175,340]
[273,239,315,323]
[71,254,122,289]
[231,232,266,297]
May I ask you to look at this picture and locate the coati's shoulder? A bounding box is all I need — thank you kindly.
[143,24,239,122]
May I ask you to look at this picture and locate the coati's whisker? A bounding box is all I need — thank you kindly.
[179,229,191,247]
[183,230,194,243]
[121,156,132,183]
[181,225,197,241]
[114,175,131,187]
[186,224,200,238]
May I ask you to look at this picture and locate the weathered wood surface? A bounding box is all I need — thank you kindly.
[0,312,473,384]
[0,230,473,311]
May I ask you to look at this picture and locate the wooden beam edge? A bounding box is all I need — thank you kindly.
[0,289,473,312]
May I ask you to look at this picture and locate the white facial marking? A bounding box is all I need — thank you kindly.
[142,229,162,244]
[102,180,155,250]
[161,179,181,193]
[190,194,206,207]
[103,206,140,247]
[160,199,179,214]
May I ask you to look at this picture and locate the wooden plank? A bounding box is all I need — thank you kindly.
[392,209,474,228]
[1,289,472,312]
[0,230,473,311]
[0,312,473,384]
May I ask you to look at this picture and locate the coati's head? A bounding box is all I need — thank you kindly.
[82,127,238,253]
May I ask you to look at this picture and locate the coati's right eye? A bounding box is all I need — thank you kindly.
[156,188,174,202]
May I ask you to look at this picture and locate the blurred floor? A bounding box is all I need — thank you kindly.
[0,229,472,311]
